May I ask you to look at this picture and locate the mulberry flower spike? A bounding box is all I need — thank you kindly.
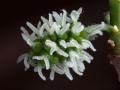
[17,8,106,80]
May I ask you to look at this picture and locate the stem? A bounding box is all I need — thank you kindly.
[109,0,120,54]
[109,0,120,82]
[109,0,120,29]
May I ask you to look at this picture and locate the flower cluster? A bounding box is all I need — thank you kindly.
[17,8,105,80]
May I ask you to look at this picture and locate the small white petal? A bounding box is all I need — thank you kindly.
[49,70,55,80]
[82,51,93,60]
[72,22,84,34]
[49,13,53,26]
[69,51,80,59]
[32,55,50,70]
[37,67,46,80]
[59,40,67,48]
[66,17,72,23]
[21,26,36,41]
[77,61,85,72]
[90,30,103,36]
[86,22,105,39]
[43,23,51,34]
[44,57,50,70]
[45,40,68,57]
[66,61,74,67]
[52,65,64,75]
[62,9,67,26]
[26,22,39,35]
[72,67,83,76]
[69,51,78,70]
[39,23,47,37]
[32,56,44,60]
[41,16,49,25]
[34,66,38,72]
[23,55,30,71]
[52,11,62,24]
[20,26,29,35]
[21,33,33,46]
[30,32,37,41]
[64,64,73,80]
[57,48,68,57]
[37,21,41,29]
[70,8,82,23]
[78,52,91,63]
[50,23,56,35]
[17,53,28,64]
[51,22,61,35]
[77,8,82,14]
[50,48,56,55]
[68,39,82,49]
[60,23,70,35]
[81,39,96,51]
[45,40,57,55]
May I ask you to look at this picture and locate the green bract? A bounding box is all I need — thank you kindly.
[17,8,105,80]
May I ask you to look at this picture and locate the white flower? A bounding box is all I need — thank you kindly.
[18,7,105,80]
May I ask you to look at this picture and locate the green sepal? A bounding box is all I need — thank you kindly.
[49,55,59,64]
[32,40,42,55]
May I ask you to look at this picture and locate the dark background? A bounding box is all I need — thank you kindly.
[0,0,120,90]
